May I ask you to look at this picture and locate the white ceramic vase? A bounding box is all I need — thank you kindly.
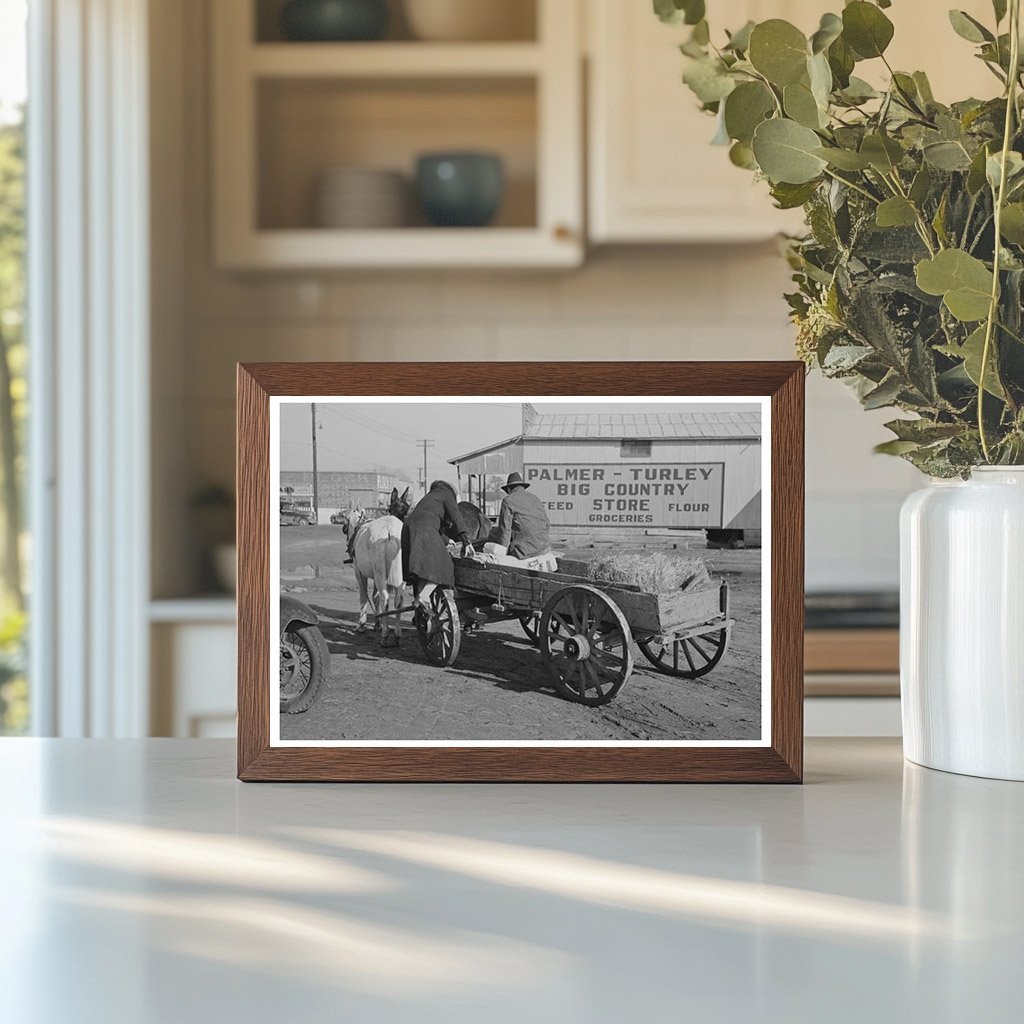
[900,467,1024,780]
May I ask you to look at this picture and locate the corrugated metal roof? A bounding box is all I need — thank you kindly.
[523,411,761,440]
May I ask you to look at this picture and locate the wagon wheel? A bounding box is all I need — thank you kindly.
[415,588,462,666]
[638,624,730,679]
[519,613,562,647]
[540,585,633,706]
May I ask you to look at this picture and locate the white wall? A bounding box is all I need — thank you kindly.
[157,0,921,599]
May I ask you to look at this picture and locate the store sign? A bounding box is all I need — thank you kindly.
[524,463,725,529]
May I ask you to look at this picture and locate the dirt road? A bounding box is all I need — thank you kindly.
[278,526,763,743]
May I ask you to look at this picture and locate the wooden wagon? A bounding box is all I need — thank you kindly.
[412,556,734,706]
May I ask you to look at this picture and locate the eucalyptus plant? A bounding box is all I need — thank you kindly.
[657,0,1024,475]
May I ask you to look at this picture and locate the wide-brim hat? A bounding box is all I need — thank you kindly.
[501,472,530,492]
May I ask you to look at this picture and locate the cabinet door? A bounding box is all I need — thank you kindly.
[588,0,810,243]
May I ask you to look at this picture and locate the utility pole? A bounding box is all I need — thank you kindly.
[311,403,319,524]
[417,439,435,495]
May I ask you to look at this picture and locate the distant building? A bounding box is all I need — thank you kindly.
[449,404,761,541]
[279,471,415,523]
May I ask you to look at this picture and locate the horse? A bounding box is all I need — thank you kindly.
[458,501,492,548]
[342,487,411,647]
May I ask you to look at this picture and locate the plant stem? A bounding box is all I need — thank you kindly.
[979,0,1021,462]
[822,168,880,205]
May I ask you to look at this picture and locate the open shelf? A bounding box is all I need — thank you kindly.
[213,0,582,268]
[257,76,538,231]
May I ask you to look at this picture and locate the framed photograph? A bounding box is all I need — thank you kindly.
[237,362,803,782]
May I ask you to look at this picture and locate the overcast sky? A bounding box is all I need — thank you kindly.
[279,399,760,486]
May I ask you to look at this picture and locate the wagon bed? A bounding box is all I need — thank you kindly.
[411,555,734,706]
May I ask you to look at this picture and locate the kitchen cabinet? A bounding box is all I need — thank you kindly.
[586,0,999,244]
[211,0,583,269]
[587,0,813,243]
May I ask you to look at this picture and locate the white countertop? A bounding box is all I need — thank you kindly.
[1,738,1020,1023]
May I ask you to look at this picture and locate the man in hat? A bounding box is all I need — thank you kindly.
[488,471,551,559]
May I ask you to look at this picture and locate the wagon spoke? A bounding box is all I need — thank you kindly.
[590,648,620,679]
[689,637,713,662]
[550,614,571,636]
[681,640,697,673]
[584,660,605,697]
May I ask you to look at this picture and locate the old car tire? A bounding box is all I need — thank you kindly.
[280,624,329,713]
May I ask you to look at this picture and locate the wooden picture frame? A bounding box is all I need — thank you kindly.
[237,362,804,782]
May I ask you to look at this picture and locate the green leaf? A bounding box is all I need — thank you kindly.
[884,418,963,443]
[784,80,824,129]
[827,36,856,88]
[875,439,922,455]
[986,150,1024,191]
[948,10,994,44]
[876,197,918,228]
[807,52,833,108]
[748,20,809,86]
[729,140,757,170]
[1000,203,1024,245]
[751,118,828,184]
[682,57,736,104]
[814,146,872,170]
[909,164,933,205]
[724,20,755,53]
[771,180,820,209]
[967,144,991,193]
[913,71,935,104]
[923,140,972,171]
[862,374,903,409]
[860,133,904,173]
[842,1,895,59]
[939,325,1006,398]
[915,249,994,322]
[723,81,775,144]
[653,0,705,26]
[837,76,879,104]
[810,12,843,54]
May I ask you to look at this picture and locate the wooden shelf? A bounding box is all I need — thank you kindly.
[218,226,580,270]
[249,42,544,79]
[805,629,900,675]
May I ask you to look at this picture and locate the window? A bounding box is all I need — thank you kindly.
[0,0,27,734]
[620,439,651,458]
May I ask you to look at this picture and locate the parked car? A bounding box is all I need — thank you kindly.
[280,504,312,527]
[279,596,329,714]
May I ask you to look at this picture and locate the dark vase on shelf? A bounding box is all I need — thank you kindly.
[280,0,388,42]
[415,152,505,228]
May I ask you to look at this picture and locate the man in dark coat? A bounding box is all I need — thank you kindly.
[489,472,551,559]
[401,480,472,609]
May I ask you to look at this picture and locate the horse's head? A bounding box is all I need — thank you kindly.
[389,486,412,521]
[343,507,367,560]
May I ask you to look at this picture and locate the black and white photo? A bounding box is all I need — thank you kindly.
[271,395,770,747]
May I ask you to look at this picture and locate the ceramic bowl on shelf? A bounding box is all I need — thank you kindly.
[315,167,408,229]
[403,0,535,42]
[414,152,504,227]
[280,0,389,42]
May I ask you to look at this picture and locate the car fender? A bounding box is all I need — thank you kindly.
[280,595,319,637]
